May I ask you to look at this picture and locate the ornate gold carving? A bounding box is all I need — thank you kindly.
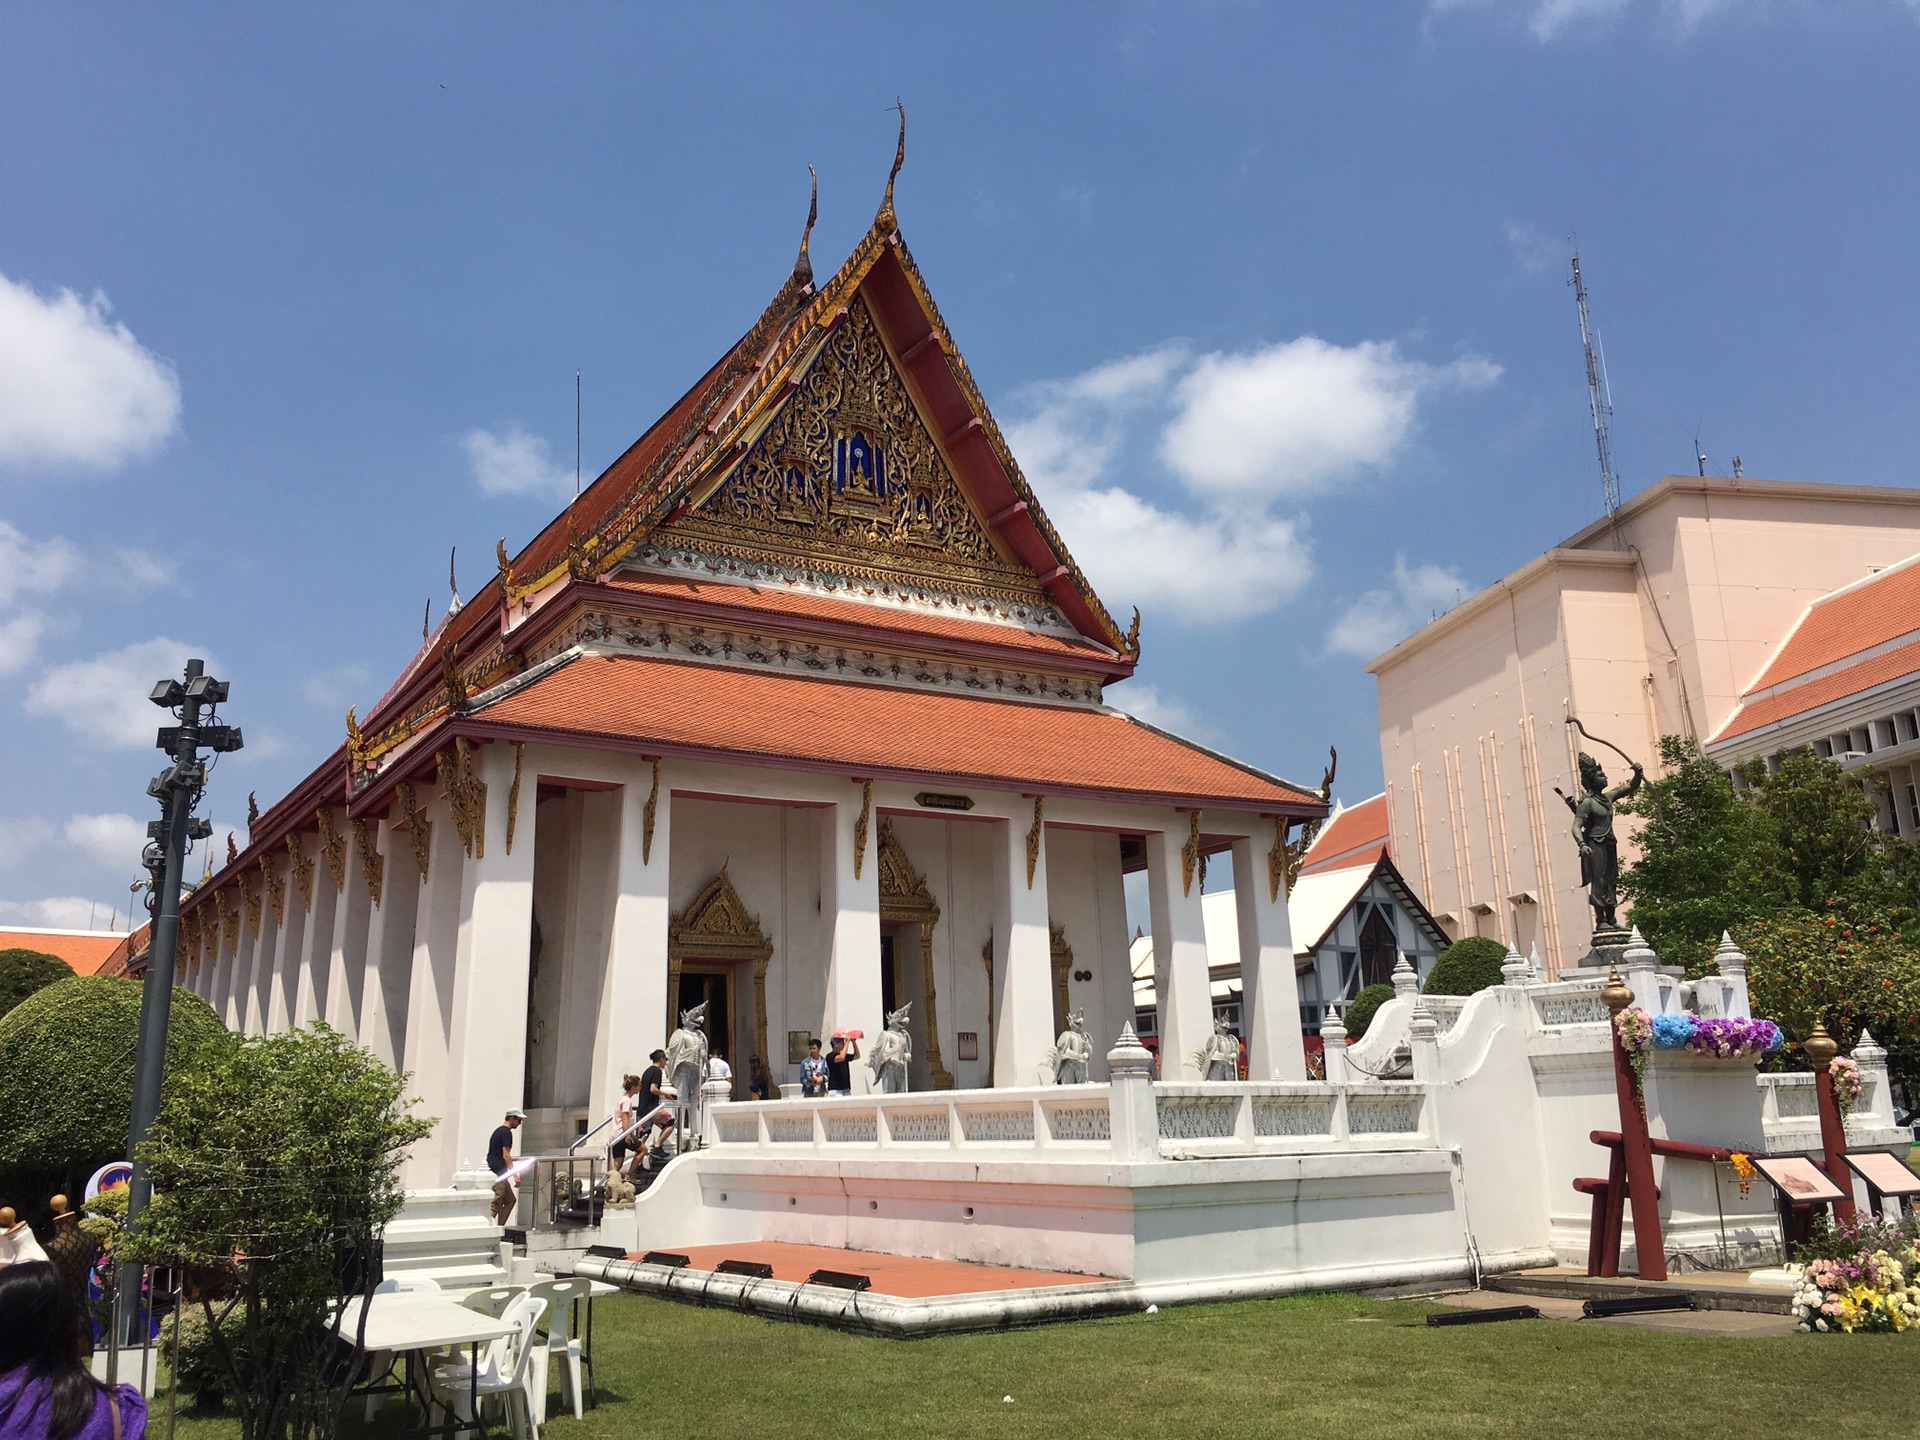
[642,757,660,866]
[496,537,515,596]
[876,819,951,1088]
[565,513,601,584]
[1280,746,1339,896]
[1268,816,1288,904]
[246,792,260,831]
[287,834,314,912]
[352,818,385,908]
[315,808,346,892]
[397,783,431,881]
[216,889,235,954]
[436,737,487,859]
[669,866,775,1081]
[439,639,470,712]
[673,297,1038,602]
[853,779,872,880]
[1180,809,1203,898]
[226,834,238,867]
[874,98,905,235]
[241,871,262,936]
[1050,922,1074,1038]
[260,853,285,926]
[1025,795,1045,889]
[506,743,524,855]
[345,707,367,769]
[1123,607,1141,661]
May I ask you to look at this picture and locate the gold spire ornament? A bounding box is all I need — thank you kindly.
[875,98,906,234]
[793,164,818,289]
[1602,962,1634,1015]
[1804,1018,1839,1072]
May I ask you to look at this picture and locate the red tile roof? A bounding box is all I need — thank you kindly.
[1714,635,1920,744]
[0,928,131,976]
[1748,555,1920,690]
[596,574,1116,666]
[1298,793,1390,877]
[470,653,1319,812]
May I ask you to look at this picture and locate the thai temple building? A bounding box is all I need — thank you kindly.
[166,159,1328,1189]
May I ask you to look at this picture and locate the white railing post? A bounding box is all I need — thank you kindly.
[1713,930,1751,1019]
[1107,1023,1159,1162]
[1320,1006,1350,1084]
[1409,1011,1440,1084]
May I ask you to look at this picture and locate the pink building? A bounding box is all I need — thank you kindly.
[1367,475,1920,973]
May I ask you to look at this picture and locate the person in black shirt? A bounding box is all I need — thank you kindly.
[487,1110,524,1224]
[636,1050,675,1165]
[826,1034,860,1096]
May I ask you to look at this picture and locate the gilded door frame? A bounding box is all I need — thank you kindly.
[667,864,774,1080]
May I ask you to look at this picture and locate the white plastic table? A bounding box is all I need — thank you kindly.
[338,1294,517,1438]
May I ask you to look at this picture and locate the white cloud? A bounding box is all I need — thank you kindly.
[1106,682,1200,735]
[0,817,56,871]
[24,636,217,749]
[1161,338,1499,498]
[303,663,372,709]
[1326,558,1476,658]
[1431,0,1781,41]
[63,812,147,875]
[1505,222,1565,275]
[110,548,177,590]
[0,521,82,606]
[0,896,127,931]
[0,613,47,677]
[1004,334,1493,625]
[463,424,574,500]
[0,271,182,470]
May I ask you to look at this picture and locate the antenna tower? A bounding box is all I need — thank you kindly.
[1569,248,1621,515]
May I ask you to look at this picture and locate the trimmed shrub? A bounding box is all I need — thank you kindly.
[1422,936,1510,997]
[0,948,72,1020]
[0,975,229,1180]
[1343,984,1395,1039]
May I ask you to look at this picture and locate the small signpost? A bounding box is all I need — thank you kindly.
[1753,1154,1849,1248]
[1842,1151,1920,1217]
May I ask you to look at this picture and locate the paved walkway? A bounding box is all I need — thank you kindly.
[623,1242,1113,1298]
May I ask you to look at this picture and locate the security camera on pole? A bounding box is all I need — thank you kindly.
[124,658,242,1231]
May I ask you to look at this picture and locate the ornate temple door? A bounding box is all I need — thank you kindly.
[666,866,773,1090]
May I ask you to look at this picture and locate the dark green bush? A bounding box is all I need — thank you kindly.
[0,948,72,1020]
[1421,936,1510,997]
[0,975,229,1180]
[1342,984,1396,1039]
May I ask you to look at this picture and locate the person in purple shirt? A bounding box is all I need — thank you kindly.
[0,1261,145,1440]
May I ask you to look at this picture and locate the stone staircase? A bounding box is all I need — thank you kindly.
[380,1181,511,1289]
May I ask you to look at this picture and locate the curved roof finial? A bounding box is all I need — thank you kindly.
[793,164,818,289]
[876,98,905,234]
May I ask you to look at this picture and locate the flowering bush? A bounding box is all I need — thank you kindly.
[1830,1055,1862,1117]
[1743,906,1920,1090]
[1793,1214,1920,1333]
[1647,1013,1783,1058]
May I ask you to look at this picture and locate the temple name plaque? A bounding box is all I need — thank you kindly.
[1753,1155,1847,1204]
[915,792,975,811]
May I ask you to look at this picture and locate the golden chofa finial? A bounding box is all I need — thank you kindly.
[875,98,905,235]
[448,546,461,614]
[793,164,818,289]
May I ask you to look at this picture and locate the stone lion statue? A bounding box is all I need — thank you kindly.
[868,1003,913,1094]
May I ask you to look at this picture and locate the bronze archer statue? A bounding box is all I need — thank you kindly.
[1554,735,1644,934]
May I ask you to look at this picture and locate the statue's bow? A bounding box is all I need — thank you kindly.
[1566,716,1639,769]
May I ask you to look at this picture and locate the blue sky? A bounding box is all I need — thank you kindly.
[4,1,1920,929]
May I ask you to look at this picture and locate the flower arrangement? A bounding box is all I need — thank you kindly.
[1729,1151,1758,1198]
[1648,1013,1784,1059]
[1793,1215,1920,1333]
[1830,1055,1862,1118]
[1614,1007,1653,1089]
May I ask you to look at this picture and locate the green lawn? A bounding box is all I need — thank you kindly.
[159,1289,1918,1440]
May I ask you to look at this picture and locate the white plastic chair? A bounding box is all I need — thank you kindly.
[526,1276,592,1423]
[428,1294,547,1440]
[459,1285,526,1319]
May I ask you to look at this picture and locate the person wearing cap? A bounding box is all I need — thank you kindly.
[0,1209,48,1268]
[487,1110,524,1225]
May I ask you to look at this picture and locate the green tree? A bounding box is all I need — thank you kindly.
[1742,907,1920,1087]
[0,975,228,1206]
[0,947,72,1019]
[1422,936,1509,997]
[125,1025,433,1440]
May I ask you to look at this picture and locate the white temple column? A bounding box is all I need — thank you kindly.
[1147,818,1211,1080]
[358,818,417,1070]
[326,819,373,1039]
[293,840,337,1028]
[443,743,537,1181]
[592,762,671,1125]
[244,880,278,1035]
[401,796,462,1188]
[992,805,1053,1088]
[1232,834,1306,1081]
[820,784,883,1092]
[266,861,305,1035]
